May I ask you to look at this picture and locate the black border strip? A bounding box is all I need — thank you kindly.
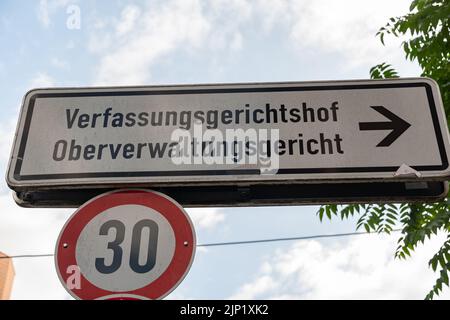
[15,181,448,208]
[13,82,449,181]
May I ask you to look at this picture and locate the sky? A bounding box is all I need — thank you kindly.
[0,0,449,300]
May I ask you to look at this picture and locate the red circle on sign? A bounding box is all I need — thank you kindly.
[55,189,196,300]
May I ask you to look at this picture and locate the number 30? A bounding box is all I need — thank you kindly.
[95,219,159,274]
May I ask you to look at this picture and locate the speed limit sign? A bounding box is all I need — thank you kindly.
[55,189,196,300]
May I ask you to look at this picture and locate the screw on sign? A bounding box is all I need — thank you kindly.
[55,189,196,300]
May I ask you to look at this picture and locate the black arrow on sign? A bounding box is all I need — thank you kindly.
[359,106,411,147]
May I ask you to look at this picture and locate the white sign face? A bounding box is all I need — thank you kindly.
[7,78,450,190]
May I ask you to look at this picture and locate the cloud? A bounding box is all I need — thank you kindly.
[91,0,211,85]
[51,57,69,70]
[229,233,450,300]
[29,72,55,88]
[116,5,141,37]
[89,0,258,85]
[0,195,72,255]
[89,0,416,86]
[186,208,226,231]
[11,257,72,300]
[203,0,252,52]
[37,0,72,28]
[229,275,277,300]
[0,194,73,299]
[286,0,411,68]
[250,0,413,70]
[37,0,51,27]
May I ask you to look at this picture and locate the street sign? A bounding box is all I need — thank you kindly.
[55,189,196,300]
[6,78,450,193]
[6,78,450,206]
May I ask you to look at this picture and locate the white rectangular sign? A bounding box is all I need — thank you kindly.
[6,78,450,190]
